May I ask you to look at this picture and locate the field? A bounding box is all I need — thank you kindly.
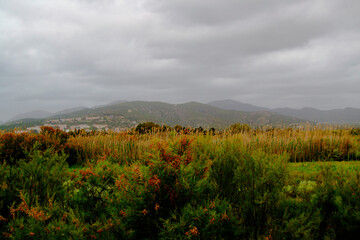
[1,125,360,239]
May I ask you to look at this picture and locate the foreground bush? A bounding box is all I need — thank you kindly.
[1,127,360,239]
[0,128,86,166]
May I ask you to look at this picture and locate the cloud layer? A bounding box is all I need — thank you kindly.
[1,0,360,121]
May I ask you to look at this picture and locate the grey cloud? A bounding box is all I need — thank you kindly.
[0,0,360,121]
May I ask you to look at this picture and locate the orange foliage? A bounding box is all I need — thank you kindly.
[10,191,51,222]
[185,226,199,236]
[148,175,161,192]
[142,209,148,216]
[119,210,127,217]
[220,211,229,221]
[154,203,160,211]
[79,168,98,179]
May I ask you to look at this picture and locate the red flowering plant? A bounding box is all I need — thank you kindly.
[116,137,212,238]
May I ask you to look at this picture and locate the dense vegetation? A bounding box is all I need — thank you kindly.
[1,124,360,239]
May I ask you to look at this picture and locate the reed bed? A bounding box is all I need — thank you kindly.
[65,127,360,164]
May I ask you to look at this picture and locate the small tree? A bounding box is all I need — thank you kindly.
[174,125,183,133]
[135,122,160,134]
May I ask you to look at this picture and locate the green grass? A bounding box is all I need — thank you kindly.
[289,161,360,175]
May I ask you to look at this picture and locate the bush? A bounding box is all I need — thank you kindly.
[135,122,160,134]
[0,129,86,166]
[1,125,360,238]
[350,128,360,136]
[210,142,288,239]
[0,146,69,236]
[160,199,237,239]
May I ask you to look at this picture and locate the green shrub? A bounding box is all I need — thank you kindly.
[0,145,69,237]
[210,142,288,239]
[135,122,161,134]
[160,198,237,239]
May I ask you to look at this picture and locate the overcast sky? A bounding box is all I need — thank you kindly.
[1,0,360,122]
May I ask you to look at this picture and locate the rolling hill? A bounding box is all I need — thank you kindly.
[1,101,306,130]
[8,107,88,122]
[9,110,54,122]
[209,100,360,125]
[208,99,268,112]
[271,107,360,124]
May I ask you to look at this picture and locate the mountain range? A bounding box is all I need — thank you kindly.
[49,101,304,128]
[208,100,360,125]
[8,108,86,122]
[2,99,359,130]
[1,101,305,130]
[8,100,128,122]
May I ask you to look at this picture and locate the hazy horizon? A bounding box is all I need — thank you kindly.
[1,0,360,122]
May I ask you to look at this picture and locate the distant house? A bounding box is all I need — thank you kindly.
[86,116,101,121]
[93,124,108,130]
[60,118,81,122]
[61,118,74,122]
[44,124,67,131]
[70,124,90,131]
[27,126,42,132]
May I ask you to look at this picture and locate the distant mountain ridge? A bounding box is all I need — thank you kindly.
[8,107,88,123]
[9,110,54,122]
[6,101,127,123]
[92,100,128,109]
[208,99,268,112]
[55,106,88,115]
[5,100,360,129]
[272,107,360,124]
[1,100,306,130]
[50,101,304,128]
[209,100,360,124]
